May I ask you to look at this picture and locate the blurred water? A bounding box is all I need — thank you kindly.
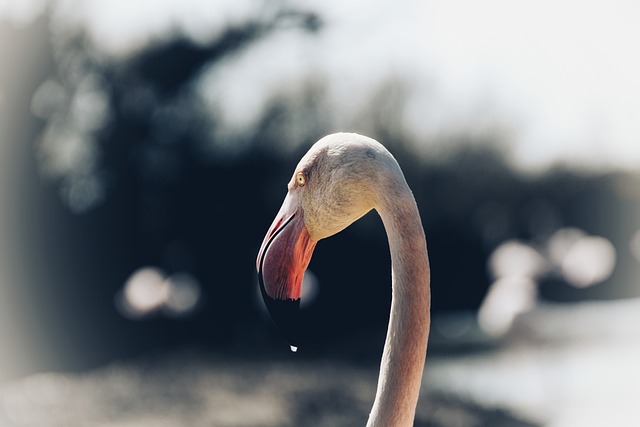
[429,298,640,427]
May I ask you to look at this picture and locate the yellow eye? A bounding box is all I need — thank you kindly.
[295,172,306,187]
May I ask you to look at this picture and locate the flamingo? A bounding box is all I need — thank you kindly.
[257,133,431,426]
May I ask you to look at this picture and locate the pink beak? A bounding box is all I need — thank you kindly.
[257,192,316,348]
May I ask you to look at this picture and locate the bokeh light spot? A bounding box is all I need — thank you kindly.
[116,267,169,319]
[61,173,105,214]
[31,79,67,120]
[548,228,617,288]
[548,227,586,265]
[163,273,201,317]
[488,240,546,280]
[300,269,319,308]
[116,268,202,319]
[478,276,537,337]
[561,236,616,288]
[480,240,544,337]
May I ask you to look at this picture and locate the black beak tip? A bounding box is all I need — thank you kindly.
[262,294,302,349]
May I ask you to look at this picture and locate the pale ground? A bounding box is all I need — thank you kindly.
[0,353,535,427]
[2,299,639,427]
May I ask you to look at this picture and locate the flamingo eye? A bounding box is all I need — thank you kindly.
[295,172,306,187]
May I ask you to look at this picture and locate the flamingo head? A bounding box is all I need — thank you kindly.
[257,133,390,349]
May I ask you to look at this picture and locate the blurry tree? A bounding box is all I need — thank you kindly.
[4,1,325,374]
[1,0,638,379]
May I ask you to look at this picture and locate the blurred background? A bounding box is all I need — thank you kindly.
[0,0,639,426]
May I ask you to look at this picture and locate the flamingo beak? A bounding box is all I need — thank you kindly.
[257,192,317,350]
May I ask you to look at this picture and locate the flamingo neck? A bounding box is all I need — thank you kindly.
[367,188,431,427]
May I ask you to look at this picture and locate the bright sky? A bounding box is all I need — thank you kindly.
[3,0,640,171]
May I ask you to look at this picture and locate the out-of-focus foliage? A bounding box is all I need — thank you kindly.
[0,1,638,380]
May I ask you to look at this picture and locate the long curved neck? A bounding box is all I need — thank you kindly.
[367,184,431,427]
